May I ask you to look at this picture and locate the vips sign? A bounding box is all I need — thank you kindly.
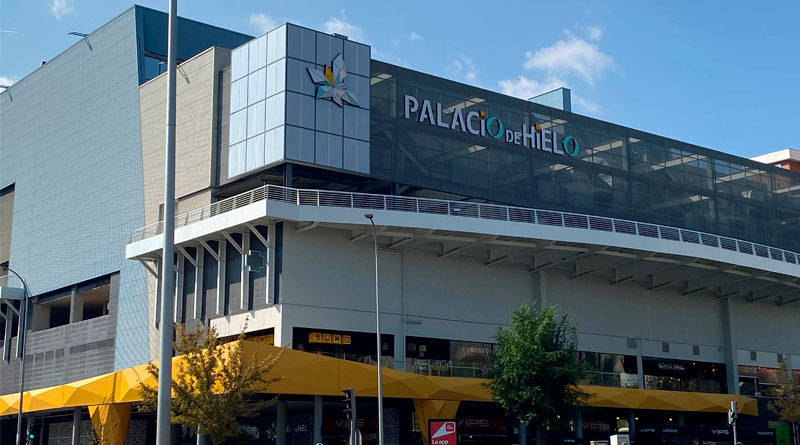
[429,420,458,445]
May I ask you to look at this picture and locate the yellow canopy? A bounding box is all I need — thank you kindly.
[0,340,758,416]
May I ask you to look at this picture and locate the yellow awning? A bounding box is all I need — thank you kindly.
[0,341,758,416]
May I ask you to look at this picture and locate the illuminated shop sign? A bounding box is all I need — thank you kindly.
[403,94,579,157]
[308,332,352,345]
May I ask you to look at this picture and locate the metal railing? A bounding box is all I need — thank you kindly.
[127,184,800,270]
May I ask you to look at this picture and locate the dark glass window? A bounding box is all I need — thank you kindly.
[370,60,800,253]
[642,358,727,394]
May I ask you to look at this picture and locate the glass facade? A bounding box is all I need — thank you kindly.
[642,358,726,393]
[229,26,287,179]
[578,351,639,388]
[227,24,371,181]
[369,60,800,253]
[405,336,494,378]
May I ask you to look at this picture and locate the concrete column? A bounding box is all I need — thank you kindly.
[3,302,12,360]
[276,399,287,444]
[636,339,645,389]
[175,255,184,323]
[69,285,83,323]
[721,298,740,394]
[628,410,635,442]
[519,421,527,444]
[217,241,227,315]
[575,410,583,440]
[532,270,547,308]
[154,259,162,328]
[677,414,684,426]
[266,224,276,306]
[313,395,322,444]
[241,233,250,310]
[71,407,81,445]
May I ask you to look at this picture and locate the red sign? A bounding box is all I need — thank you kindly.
[429,419,458,445]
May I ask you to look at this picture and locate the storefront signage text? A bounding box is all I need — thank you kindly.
[308,332,352,345]
[403,94,579,157]
[657,362,686,371]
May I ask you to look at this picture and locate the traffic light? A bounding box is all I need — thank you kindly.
[26,424,34,444]
[342,388,356,420]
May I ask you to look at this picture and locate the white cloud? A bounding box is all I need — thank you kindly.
[498,76,567,100]
[453,54,477,82]
[249,13,278,34]
[408,31,422,41]
[49,0,74,19]
[573,93,599,113]
[523,37,612,85]
[587,26,603,40]
[323,17,364,42]
[0,75,18,86]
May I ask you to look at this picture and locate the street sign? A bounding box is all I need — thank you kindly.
[429,419,458,445]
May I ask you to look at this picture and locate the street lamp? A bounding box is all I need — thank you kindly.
[0,266,32,445]
[364,214,384,445]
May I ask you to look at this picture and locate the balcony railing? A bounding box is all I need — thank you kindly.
[127,184,800,270]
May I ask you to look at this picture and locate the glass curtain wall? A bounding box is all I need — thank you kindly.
[370,61,800,253]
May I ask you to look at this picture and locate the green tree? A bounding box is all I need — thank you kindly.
[769,361,800,423]
[138,323,282,444]
[487,303,592,445]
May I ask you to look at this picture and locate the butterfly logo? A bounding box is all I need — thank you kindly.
[306,54,360,107]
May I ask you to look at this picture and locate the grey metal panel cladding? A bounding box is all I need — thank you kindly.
[0,8,151,371]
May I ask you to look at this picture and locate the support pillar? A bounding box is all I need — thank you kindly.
[240,234,250,310]
[313,395,322,444]
[628,410,635,442]
[412,400,460,445]
[575,410,583,441]
[276,399,287,445]
[89,402,132,445]
[519,421,527,445]
[532,270,547,308]
[217,241,227,315]
[175,255,184,323]
[721,298,740,394]
[69,285,83,323]
[71,407,81,445]
[194,248,204,321]
[636,339,645,389]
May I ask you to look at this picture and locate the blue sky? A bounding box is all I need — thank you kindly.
[2,1,798,158]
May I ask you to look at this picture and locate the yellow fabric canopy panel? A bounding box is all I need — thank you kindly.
[0,341,758,416]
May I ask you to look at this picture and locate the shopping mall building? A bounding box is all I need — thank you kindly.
[1,5,799,444]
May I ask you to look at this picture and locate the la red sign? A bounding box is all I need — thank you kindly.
[429,420,457,445]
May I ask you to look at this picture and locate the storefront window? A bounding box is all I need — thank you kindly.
[292,327,394,368]
[406,336,493,378]
[643,358,726,394]
[739,365,796,397]
[578,351,639,388]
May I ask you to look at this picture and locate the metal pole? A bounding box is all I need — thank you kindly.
[3,267,31,445]
[365,214,384,445]
[731,400,738,445]
[156,0,178,444]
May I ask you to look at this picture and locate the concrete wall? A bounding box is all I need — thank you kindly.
[272,223,800,373]
[139,46,230,359]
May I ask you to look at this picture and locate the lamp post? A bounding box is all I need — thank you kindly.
[0,266,32,445]
[156,0,178,444]
[364,214,384,445]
